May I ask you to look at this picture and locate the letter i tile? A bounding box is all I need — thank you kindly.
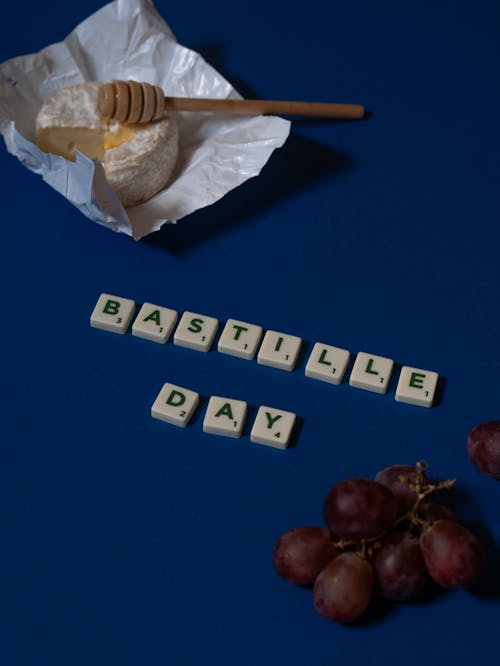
[151,382,199,427]
[257,330,302,371]
[250,406,296,450]
[90,293,136,334]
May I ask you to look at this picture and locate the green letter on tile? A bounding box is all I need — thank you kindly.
[166,390,186,407]
[144,309,161,326]
[409,372,426,389]
[265,412,282,429]
[103,299,120,315]
[188,318,204,333]
[318,349,332,366]
[365,358,379,375]
[232,325,248,340]
[215,403,234,420]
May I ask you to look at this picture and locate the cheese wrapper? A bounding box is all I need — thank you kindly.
[0,0,291,239]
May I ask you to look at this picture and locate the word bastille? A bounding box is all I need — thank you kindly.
[90,293,439,413]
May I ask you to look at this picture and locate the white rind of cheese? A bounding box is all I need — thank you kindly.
[36,82,179,208]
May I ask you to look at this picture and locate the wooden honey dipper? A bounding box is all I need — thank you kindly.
[97,80,366,123]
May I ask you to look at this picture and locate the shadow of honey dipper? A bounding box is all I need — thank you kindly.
[98,80,366,123]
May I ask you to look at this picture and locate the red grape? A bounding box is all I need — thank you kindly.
[374,533,428,601]
[273,527,339,585]
[418,501,457,524]
[313,552,374,623]
[420,519,483,589]
[375,464,427,514]
[467,420,500,479]
[323,478,398,539]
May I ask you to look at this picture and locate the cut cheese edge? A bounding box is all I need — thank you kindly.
[36,82,179,208]
[37,126,107,162]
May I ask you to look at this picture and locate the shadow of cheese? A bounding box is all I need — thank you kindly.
[143,131,355,254]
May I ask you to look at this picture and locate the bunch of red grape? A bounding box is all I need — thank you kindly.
[273,462,484,623]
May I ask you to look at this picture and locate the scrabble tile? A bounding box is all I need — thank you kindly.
[395,366,439,408]
[90,293,135,334]
[257,330,302,371]
[305,342,350,385]
[173,311,219,352]
[218,319,263,359]
[151,382,199,427]
[132,302,178,343]
[349,351,394,394]
[250,406,296,450]
[203,396,247,438]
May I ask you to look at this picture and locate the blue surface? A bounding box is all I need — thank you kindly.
[1,0,499,663]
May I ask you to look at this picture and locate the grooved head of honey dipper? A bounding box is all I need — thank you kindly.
[98,80,165,123]
[97,82,116,119]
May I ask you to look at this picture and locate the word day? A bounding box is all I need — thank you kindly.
[151,382,296,449]
[90,293,439,408]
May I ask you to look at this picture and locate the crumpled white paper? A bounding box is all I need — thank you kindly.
[0,0,291,239]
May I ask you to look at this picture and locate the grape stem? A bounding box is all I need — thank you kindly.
[331,462,456,559]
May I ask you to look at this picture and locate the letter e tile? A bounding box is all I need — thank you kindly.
[395,366,439,408]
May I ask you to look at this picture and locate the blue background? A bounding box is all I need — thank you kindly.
[1,0,499,663]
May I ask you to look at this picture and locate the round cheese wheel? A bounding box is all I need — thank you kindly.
[36,81,179,208]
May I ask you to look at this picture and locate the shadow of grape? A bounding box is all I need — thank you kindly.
[463,521,500,600]
[349,594,397,627]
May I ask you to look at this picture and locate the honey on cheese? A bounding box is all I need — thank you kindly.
[36,82,179,208]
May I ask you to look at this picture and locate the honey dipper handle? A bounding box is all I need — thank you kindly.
[97,81,365,122]
[163,96,365,119]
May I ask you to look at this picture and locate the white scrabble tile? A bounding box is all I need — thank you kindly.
[349,351,394,394]
[90,293,135,334]
[217,319,263,359]
[132,303,178,343]
[203,396,247,438]
[395,366,439,408]
[173,311,219,352]
[257,330,302,371]
[305,342,350,385]
[151,382,199,427]
[250,406,296,450]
